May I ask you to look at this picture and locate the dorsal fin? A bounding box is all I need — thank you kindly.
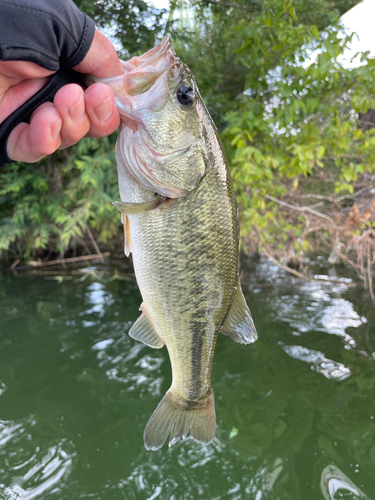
[221,281,257,344]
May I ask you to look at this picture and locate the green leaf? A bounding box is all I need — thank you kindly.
[229,428,239,439]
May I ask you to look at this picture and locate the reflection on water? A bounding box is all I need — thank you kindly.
[79,281,115,327]
[321,298,366,337]
[282,344,351,380]
[261,265,370,359]
[1,257,375,499]
[321,464,370,500]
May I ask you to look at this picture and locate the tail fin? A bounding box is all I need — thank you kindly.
[144,390,216,450]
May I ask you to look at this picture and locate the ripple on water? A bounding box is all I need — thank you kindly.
[321,298,366,337]
[0,381,6,397]
[282,344,351,381]
[271,275,367,355]
[98,442,291,500]
[0,418,75,499]
[90,332,165,398]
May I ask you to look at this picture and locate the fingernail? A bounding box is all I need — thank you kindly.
[51,118,62,139]
[69,99,86,123]
[93,96,113,122]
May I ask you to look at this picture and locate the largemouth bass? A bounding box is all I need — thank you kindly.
[101,37,257,450]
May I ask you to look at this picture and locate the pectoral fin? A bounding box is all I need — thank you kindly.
[113,195,164,215]
[129,305,164,349]
[221,282,257,344]
[123,215,132,257]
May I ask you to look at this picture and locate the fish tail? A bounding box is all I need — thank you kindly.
[143,389,216,450]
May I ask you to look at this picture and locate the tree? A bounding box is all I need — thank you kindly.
[172,0,375,286]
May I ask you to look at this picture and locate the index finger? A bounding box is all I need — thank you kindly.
[0,60,53,117]
[72,30,123,79]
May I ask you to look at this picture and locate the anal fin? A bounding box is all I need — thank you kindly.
[221,281,257,344]
[129,304,164,349]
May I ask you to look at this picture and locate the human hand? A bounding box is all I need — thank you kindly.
[0,30,123,163]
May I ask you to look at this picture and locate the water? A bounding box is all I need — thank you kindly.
[1,256,375,500]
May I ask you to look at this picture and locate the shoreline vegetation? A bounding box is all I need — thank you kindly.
[2,0,375,293]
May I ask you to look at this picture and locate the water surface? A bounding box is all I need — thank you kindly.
[1,256,375,499]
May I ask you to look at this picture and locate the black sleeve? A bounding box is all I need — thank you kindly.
[0,0,96,70]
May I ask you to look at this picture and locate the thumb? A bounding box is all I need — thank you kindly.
[73,29,123,78]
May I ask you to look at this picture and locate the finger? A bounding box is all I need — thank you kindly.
[0,60,54,81]
[73,29,123,78]
[84,83,120,138]
[6,102,62,162]
[53,83,90,149]
[0,60,53,109]
[0,76,50,122]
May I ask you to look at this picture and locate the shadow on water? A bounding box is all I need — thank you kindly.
[1,255,375,499]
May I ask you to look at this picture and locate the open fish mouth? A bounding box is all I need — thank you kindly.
[97,37,178,98]
[120,37,176,93]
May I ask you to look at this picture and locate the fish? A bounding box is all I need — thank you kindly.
[100,37,257,450]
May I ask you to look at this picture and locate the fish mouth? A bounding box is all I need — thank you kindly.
[93,36,180,121]
[88,36,183,100]
[114,36,178,97]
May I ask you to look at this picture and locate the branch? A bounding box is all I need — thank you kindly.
[295,187,368,206]
[86,225,105,263]
[263,248,316,281]
[358,119,375,129]
[10,259,20,270]
[27,253,110,268]
[326,153,369,160]
[262,248,352,284]
[205,0,256,12]
[265,194,340,228]
[296,193,340,203]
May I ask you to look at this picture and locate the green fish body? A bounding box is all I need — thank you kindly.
[103,37,257,449]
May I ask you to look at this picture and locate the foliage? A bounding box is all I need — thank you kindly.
[218,0,375,271]
[172,0,375,278]
[73,0,166,57]
[171,0,359,128]
[0,136,121,260]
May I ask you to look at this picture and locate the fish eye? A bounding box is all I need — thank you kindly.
[176,84,195,107]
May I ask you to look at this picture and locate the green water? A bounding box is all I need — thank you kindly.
[1,256,375,500]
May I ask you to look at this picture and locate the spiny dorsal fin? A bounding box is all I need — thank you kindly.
[113,195,164,215]
[129,305,164,349]
[221,281,257,344]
